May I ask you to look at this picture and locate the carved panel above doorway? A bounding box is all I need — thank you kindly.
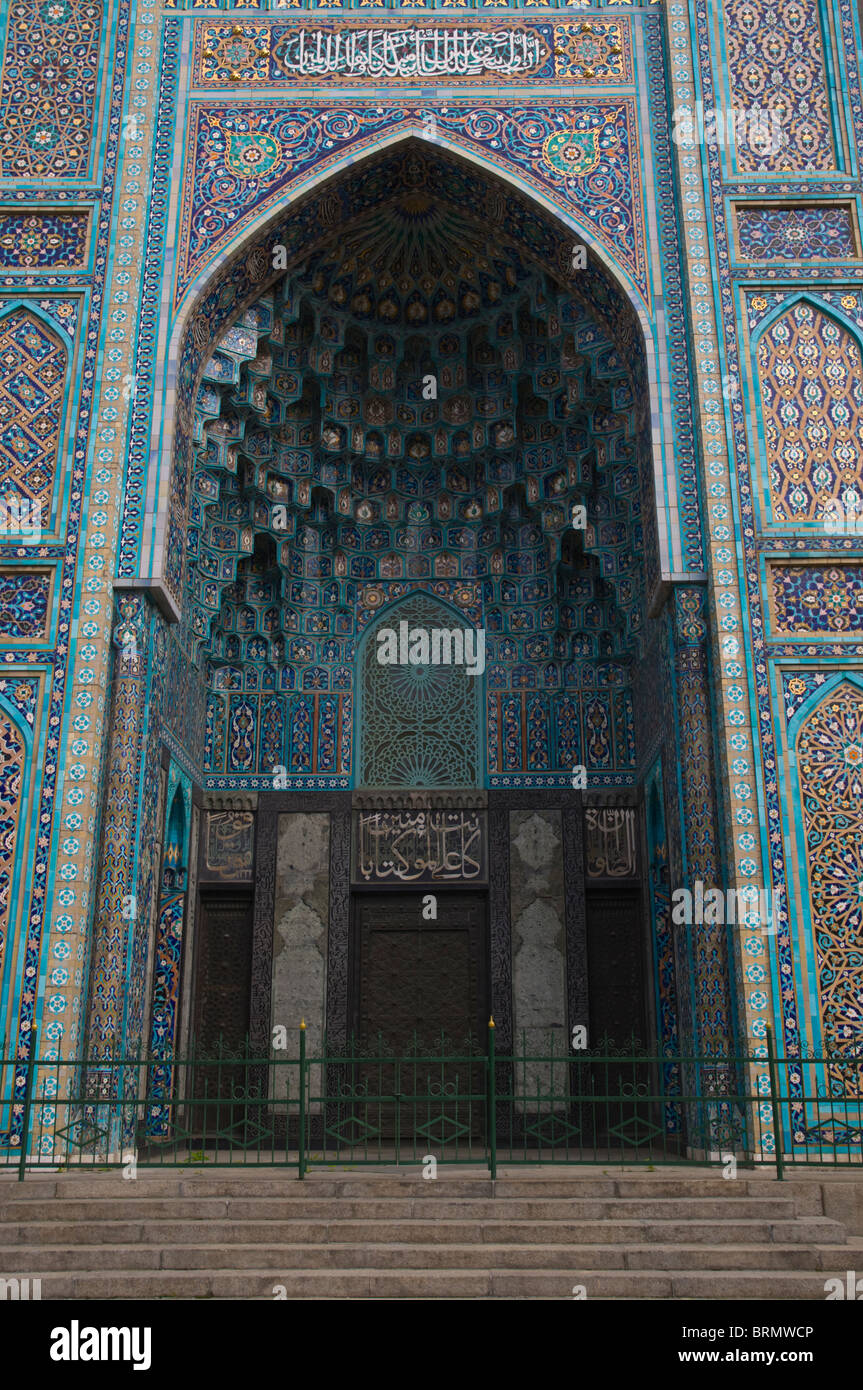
[352,807,487,885]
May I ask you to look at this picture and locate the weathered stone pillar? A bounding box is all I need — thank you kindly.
[672,586,740,1158]
[672,586,736,1058]
[146,764,192,1139]
[85,592,166,1070]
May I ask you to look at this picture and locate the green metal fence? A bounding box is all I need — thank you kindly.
[2,1024,861,1178]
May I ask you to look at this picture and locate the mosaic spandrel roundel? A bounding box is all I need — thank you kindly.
[192,185,646,780]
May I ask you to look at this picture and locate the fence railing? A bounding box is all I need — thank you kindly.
[2,1026,861,1179]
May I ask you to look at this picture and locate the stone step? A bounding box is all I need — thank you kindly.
[6,1267,843,1300]
[0,1194,801,1223]
[0,1214,846,1247]
[0,1170,801,1196]
[1,1176,497,1201]
[1,1166,851,1300]
[0,1240,839,1273]
[0,1172,826,1203]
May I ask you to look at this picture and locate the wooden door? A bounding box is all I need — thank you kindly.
[189,891,254,1139]
[582,887,653,1149]
[350,891,487,1144]
[354,891,486,1048]
[586,887,647,1051]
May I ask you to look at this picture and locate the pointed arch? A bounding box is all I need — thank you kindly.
[137,134,678,616]
[164,784,186,872]
[0,302,69,538]
[355,589,484,788]
[0,298,76,356]
[784,677,863,1090]
[751,294,863,525]
[786,668,863,740]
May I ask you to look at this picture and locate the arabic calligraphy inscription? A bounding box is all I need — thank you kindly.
[354,809,487,884]
[584,807,637,878]
[193,21,632,88]
[205,811,255,880]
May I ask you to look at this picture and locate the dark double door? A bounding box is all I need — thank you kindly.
[582,885,654,1148]
[189,890,255,1139]
[185,879,655,1151]
[349,891,488,1142]
[586,886,648,1050]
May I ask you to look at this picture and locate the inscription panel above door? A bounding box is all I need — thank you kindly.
[353,809,487,885]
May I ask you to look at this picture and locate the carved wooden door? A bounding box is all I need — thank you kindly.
[586,887,647,1050]
[190,891,254,1140]
[351,891,487,1143]
[581,887,654,1150]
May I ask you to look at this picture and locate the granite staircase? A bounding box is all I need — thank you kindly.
[0,1168,859,1299]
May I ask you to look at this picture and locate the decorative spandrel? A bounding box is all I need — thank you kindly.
[358,594,482,789]
[353,809,487,884]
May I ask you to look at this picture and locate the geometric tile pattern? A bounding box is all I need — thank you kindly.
[0,0,121,1099]
[0,0,103,178]
[0,571,50,639]
[796,682,863,1089]
[737,205,856,261]
[359,592,481,788]
[124,609,170,1068]
[147,763,191,1139]
[645,758,682,1128]
[746,288,863,336]
[162,630,207,774]
[674,629,730,1055]
[0,212,89,269]
[176,100,646,305]
[668,0,863,1144]
[782,670,829,721]
[168,0,659,7]
[0,309,65,525]
[756,300,863,524]
[0,712,24,1031]
[86,595,150,1057]
[723,0,835,172]
[0,676,39,730]
[666,2,783,1121]
[771,565,863,634]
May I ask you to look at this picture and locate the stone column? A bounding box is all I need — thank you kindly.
[146,766,192,1139]
[86,594,149,1058]
[83,592,166,1150]
[672,587,739,1156]
[672,586,735,1058]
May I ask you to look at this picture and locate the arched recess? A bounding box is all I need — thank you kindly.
[134,133,679,615]
[186,207,645,787]
[750,293,863,528]
[356,591,484,789]
[163,785,186,882]
[0,302,70,540]
[782,674,863,1112]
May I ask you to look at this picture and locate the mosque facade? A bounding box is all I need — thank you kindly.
[1,0,862,1161]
